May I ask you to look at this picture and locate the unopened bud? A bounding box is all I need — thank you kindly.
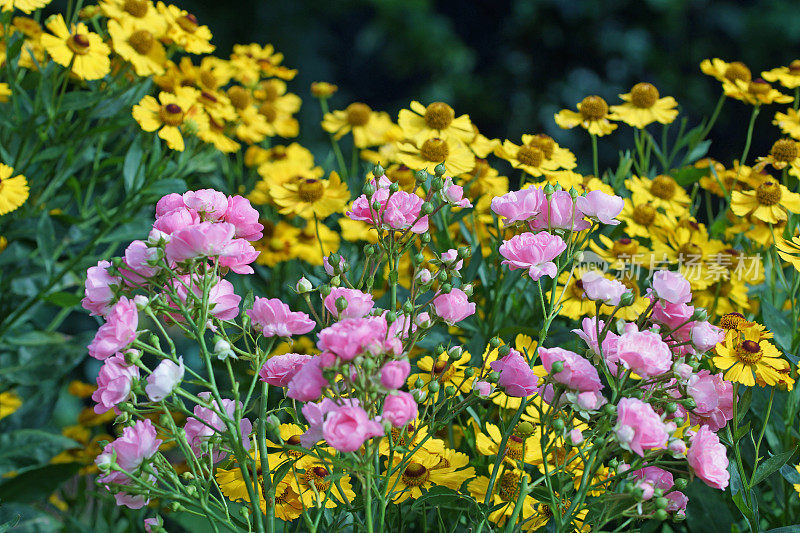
[133,295,149,310]
[619,291,635,307]
[488,371,500,383]
[421,202,434,214]
[552,418,565,432]
[415,170,428,182]
[692,308,708,321]
[434,162,446,177]
[431,178,444,191]
[124,350,141,365]
[295,277,313,294]
[320,285,332,297]
[427,381,440,393]
[389,182,400,194]
[551,361,564,374]
[414,377,424,389]
[386,311,397,323]
[498,345,510,357]
[335,296,348,312]
[440,283,452,294]
[444,385,456,396]
[489,337,501,348]
[448,346,463,360]
[373,164,385,177]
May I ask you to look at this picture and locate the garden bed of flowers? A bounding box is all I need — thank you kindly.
[2,1,800,532]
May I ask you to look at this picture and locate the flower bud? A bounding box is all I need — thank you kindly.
[603,404,616,416]
[440,283,452,294]
[444,385,456,396]
[464,367,476,378]
[458,246,471,259]
[363,182,376,197]
[488,371,500,383]
[414,377,424,389]
[448,346,463,360]
[692,308,708,321]
[373,164,385,177]
[569,187,579,199]
[421,202,434,214]
[551,361,564,374]
[428,381,441,393]
[489,337,501,348]
[413,389,427,402]
[619,291,635,307]
[431,178,444,191]
[674,478,688,490]
[214,337,235,361]
[385,311,397,323]
[124,350,141,365]
[552,418,565,432]
[335,296,349,313]
[320,285,332,297]
[434,162,446,177]
[389,182,400,194]
[295,277,313,294]
[133,295,149,310]
[654,509,668,521]
[415,170,428,182]
[371,200,381,211]
[462,284,473,297]
[665,402,678,414]
[672,417,685,427]
[682,398,697,410]
[498,345,510,357]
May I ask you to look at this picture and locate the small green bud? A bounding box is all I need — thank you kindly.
[373,163,385,177]
[655,497,669,510]
[654,509,668,521]
[489,337,502,348]
[386,311,397,323]
[543,183,555,198]
[434,162,446,177]
[413,389,427,402]
[414,377,425,389]
[124,350,141,365]
[665,402,678,414]
[619,291,635,307]
[569,187,579,199]
[428,381,441,393]
[448,346,463,360]
[682,398,697,410]
[440,283,452,293]
[603,404,617,416]
[402,300,414,314]
[692,307,708,322]
[420,233,431,243]
[364,182,376,196]
[320,285,332,297]
[608,458,619,469]
[431,177,444,192]
[169,502,183,512]
[438,270,449,282]
[414,252,425,264]
[674,478,688,490]
[444,385,456,396]
[295,276,313,293]
[464,367,476,378]
[551,361,564,374]
[415,170,428,182]
[421,202,434,214]
[436,344,446,355]
[488,371,501,383]
[330,275,341,287]
[551,418,565,432]
[181,472,195,481]
[389,182,400,194]
[266,414,280,432]
[498,345,510,357]
[371,200,382,211]
[335,296,348,312]
[186,485,198,497]
[673,417,685,427]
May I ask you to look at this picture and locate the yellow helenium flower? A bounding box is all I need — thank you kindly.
[230,43,296,84]
[470,128,500,158]
[41,14,110,80]
[494,138,567,177]
[757,138,800,177]
[157,2,214,54]
[731,178,800,224]
[476,422,543,465]
[255,99,300,139]
[396,136,476,176]
[625,174,691,216]
[132,87,207,152]
[253,221,301,267]
[713,327,788,387]
[776,235,800,272]
[398,101,475,145]
[293,221,339,265]
[385,444,474,503]
[99,0,167,35]
[107,19,166,76]
[554,95,617,136]
[461,159,509,200]
[291,454,356,508]
[0,164,29,215]
[197,114,240,153]
[0,391,22,419]
[271,171,349,219]
[322,102,395,148]
[468,468,537,527]
[693,276,751,318]
[773,108,800,140]
[618,199,676,239]
[762,60,800,89]
[701,58,752,84]
[609,82,679,128]
[407,349,474,399]
[722,78,793,106]
[588,234,653,271]
[0,0,50,14]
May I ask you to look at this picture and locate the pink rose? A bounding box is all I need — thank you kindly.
[96,419,161,472]
[441,178,472,208]
[571,390,608,413]
[218,238,260,275]
[299,397,340,447]
[286,355,331,401]
[152,207,200,235]
[165,221,236,263]
[382,391,418,427]
[183,392,252,462]
[615,397,669,456]
[155,193,184,217]
[224,195,263,241]
[614,330,673,378]
[651,270,692,305]
[88,297,139,360]
[317,317,402,360]
[665,491,688,516]
[82,260,120,317]
[92,352,140,414]
[572,317,619,360]
[166,276,241,322]
[323,405,384,452]
[441,249,464,271]
[381,359,411,390]
[323,287,374,319]
[347,188,428,233]
[499,232,567,281]
[539,347,603,391]
[490,187,545,224]
[183,189,228,221]
[145,357,184,402]
[98,471,154,508]
[687,371,733,431]
[580,270,626,306]
[530,191,590,231]
[490,349,538,397]
[473,380,494,397]
[687,425,729,489]
[651,300,694,330]
[691,321,725,352]
[630,466,674,491]
[431,288,475,325]
[575,190,624,225]
[259,353,312,387]
[323,255,347,275]
[247,297,315,337]
[120,240,161,286]
[144,517,163,532]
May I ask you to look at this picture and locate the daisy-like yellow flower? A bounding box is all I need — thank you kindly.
[264,423,311,465]
[554,96,617,136]
[693,276,751,318]
[698,160,761,197]
[777,235,800,272]
[294,221,340,265]
[470,127,500,158]
[311,81,338,98]
[322,102,395,148]
[722,78,793,106]
[99,0,167,35]
[609,83,679,128]
[524,498,590,532]
[107,19,166,76]
[713,326,789,387]
[773,108,800,140]
[157,2,214,54]
[460,159,509,201]
[468,467,537,528]
[0,390,21,419]
[41,14,110,80]
[407,349,474,399]
[550,267,597,321]
[339,215,378,244]
[251,161,322,205]
[731,178,800,224]
[0,0,50,14]
[133,87,207,151]
[701,58,752,84]
[197,114,240,153]
[0,83,10,103]
[494,138,567,177]
[291,455,356,509]
[476,422,543,465]
[253,221,301,267]
[398,101,475,145]
[229,43,296,85]
[589,234,653,271]
[271,171,349,219]
[0,164,29,216]
[762,60,800,89]
[618,199,676,238]
[396,136,476,176]
[385,441,474,503]
[625,174,691,216]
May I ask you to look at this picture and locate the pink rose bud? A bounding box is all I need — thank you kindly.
[441,249,463,271]
[145,357,185,402]
[687,426,729,490]
[323,255,347,275]
[88,297,139,360]
[82,260,120,317]
[499,232,567,281]
[381,391,418,427]
[636,480,655,500]
[651,270,692,304]
[432,288,476,325]
[259,353,312,387]
[575,190,624,225]
[580,270,626,306]
[673,363,693,381]
[381,359,411,389]
[490,187,545,224]
[323,287,374,319]
[473,380,493,397]
[323,405,385,452]
[92,352,140,414]
[295,276,313,293]
[441,178,472,208]
[569,429,584,445]
[668,439,687,456]
[416,268,432,285]
[691,321,725,351]
[489,349,538,397]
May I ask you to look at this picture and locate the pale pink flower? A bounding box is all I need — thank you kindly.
[691,321,725,352]
[144,517,163,532]
[92,352,140,413]
[99,471,154,509]
[82,260,120,317]
[572,317,619,360]
[183,189,228,221]
[323,405,384,452]
[165,221,236,263]
[499,231,567,281]
[580,270,626,306]
[431,288,475,325]
[381,359,411,390]
[347,188,428,233]
[665,491,688,516]
[530,191,590,231]
[183,392,252,462]
[317,317,402,360]
[569,429,584,445]
[299,398,340,448]
[247,297,315,337]
[651,300,694,330]
[145,357,184,402]
[95,419,161,472]
[539,347,603,391]
[218,238,260,274]
[323,255,347,275]
[441,178,472,208]
[121,240,160,286]
[630,466,674,491]
[615,397,669,456]
[88,297,139,360]
[155,193,184,217]
[323,287,374,319]
[152,207,200,235]
[687,371,733,431]
[687,425,729,489]
[490,188,545,224]
[440,249,464,271]
[167,276,241,322]
[473,380,494,397]
[382,391,418,427]
[570,390,608,413]
[259,353,312,387]
[224,195,263,240]
[286,355,331,401]
[575,190,624,225]
[614,330,673,378]
[651,270,692,304]
[490,349,538,397]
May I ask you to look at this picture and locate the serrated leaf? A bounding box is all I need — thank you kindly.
[752,448,797,486]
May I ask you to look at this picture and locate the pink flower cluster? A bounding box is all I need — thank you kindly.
[183,391,253,463]
[491,185,622,230]
[347,177,429,234]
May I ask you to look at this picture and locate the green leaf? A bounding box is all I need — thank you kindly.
[734,421,751,443]
[4,331,67,347]
[0,463,80,504]
[737,387,753,424]
[670,166,708,187]
[731,491,756,523]
[123,137,144,193]
[461,244,483,284]
[780,463,800,484]
[760,299,792,353]
[752,448,797,486]
[0,430,77,476]
[685,139,712,164]
[43,291,82,308]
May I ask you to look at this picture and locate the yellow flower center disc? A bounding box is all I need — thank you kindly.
[632,204,656,226]
[67,34,91,55]
[123,0,148,17]
[420,138,449,163]
[160,103,184,126]
[755,181,782,206]
[771,139,798,164]
[735,339,763,364]
[401,462,430,487]
[527,134,555,159]
[724,62,751,83]
[650,175,677,200]
[579,96,608,121]
[630,82,659,108]
[128,30,154,54]
[424,102,455,130]
[297,179,325,203]
[516,145,544,168]
[345,102,371,126]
